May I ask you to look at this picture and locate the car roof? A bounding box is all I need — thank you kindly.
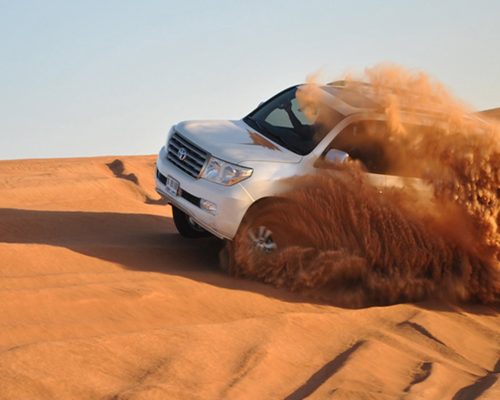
[315,80,451,118]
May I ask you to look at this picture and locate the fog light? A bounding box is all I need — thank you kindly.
[200,199,217,215]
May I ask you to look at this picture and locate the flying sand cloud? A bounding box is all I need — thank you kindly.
[224,65,500,306]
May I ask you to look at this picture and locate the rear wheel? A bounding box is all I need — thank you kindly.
[172,206,210,238]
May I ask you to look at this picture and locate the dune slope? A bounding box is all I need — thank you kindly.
[480,107,500,120]
[0,156,499,400]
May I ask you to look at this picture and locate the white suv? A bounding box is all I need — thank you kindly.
[155,81,427,245]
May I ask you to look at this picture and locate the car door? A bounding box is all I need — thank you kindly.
[320,120,390,188]
[323,119,432,197]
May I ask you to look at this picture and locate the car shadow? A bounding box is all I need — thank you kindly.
[0,207,310,304]
[1,207,498,313]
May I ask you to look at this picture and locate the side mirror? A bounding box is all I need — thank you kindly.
[325,148,350,164]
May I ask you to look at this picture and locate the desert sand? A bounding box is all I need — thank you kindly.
[481,107,500,120]
[0,155,499,399]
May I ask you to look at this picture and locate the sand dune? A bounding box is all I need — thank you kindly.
[0,156,499,399]
[480,107,500,120]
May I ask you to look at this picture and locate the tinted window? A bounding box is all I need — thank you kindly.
[264,98,311,129]
[245,87,345,155]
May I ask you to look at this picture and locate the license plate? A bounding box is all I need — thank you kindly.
[165,175,179,196]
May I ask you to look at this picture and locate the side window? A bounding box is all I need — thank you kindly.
[327,121,390,174]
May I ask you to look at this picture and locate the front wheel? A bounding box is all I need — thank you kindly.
[172,206,210,238]
[226,198,314,276]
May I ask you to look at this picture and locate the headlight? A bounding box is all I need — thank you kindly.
[200,156,253,185]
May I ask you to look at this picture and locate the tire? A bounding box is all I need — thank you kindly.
[172,206,210,238]
[227,198,313,275]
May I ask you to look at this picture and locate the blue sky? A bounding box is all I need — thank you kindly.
[1,0,499,160]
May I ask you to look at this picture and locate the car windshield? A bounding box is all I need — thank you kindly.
[244,86,345,155]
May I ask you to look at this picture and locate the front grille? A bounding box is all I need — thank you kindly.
[180,189,201,207]
[167,132,208,178]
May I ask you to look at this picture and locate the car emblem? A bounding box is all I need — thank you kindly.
[177,147,187,161]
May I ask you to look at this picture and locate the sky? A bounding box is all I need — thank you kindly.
[1,0,499,160]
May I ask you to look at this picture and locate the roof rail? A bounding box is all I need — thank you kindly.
[327,80,373,88]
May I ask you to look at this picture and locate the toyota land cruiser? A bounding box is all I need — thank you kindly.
[155,81,428,249]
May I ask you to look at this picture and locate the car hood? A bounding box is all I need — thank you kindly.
[174,120,302,164]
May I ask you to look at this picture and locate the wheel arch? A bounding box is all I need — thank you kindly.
[240,196,286,223]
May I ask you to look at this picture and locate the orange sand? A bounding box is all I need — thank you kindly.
[480,107,500,120]
[0,156,499,399]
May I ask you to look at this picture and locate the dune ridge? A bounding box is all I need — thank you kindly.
[0,156,499,399]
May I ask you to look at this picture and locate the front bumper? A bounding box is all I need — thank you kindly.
[155,146,253,240]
